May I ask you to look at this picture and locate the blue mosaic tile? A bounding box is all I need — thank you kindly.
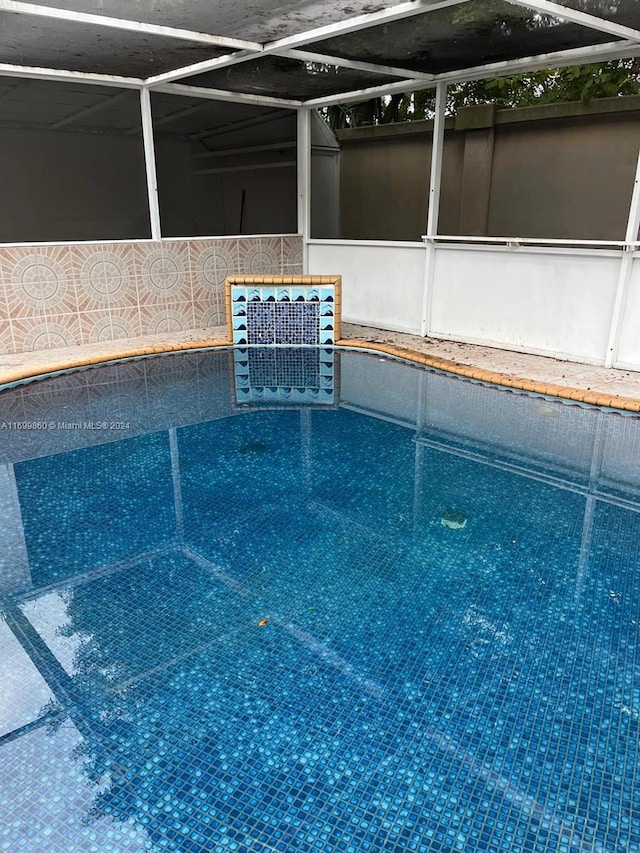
[230,284,335,347]
[0,351,639,853]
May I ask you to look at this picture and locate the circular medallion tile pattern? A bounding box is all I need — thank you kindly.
[99,392,137,422]
[242,244,280,275]
[110,316,137,342]
[86,315,116,343]
[23,323,52,352]
[47,322,80,349]
[195,305,220,329]
[140,249,186,297]
[40,403,81,426]
[195,246,236,287]
[11,256,69,309]
[148,310,189,335]
[285,245,304,269]
[80,253,131,303]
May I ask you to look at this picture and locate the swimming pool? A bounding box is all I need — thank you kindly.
[1,348,639,853]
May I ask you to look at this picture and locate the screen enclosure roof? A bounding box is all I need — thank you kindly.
[1,1,640,108]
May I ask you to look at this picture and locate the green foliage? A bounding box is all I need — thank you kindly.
[323,59,640,130]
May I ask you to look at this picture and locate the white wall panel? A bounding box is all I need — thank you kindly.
[309,239,634,369]
[308,240,425,334]
[431,246,621,363]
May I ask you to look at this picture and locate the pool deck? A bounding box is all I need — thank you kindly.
[0,322,639,412]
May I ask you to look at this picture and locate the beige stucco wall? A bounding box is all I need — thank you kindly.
[489,113,640,240]
[337,97,640,241]
[339,128,464,240]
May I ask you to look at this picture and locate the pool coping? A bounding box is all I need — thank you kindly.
[337,340,640,412]
[1,335,639,413]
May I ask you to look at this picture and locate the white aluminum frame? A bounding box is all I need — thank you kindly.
[0,0,638,92]
[152,82,303,109]
[264,0,471,53]
[505,0,640,43]
[420,81,446,337]
[0,0,262,50]
[49,90,130,130]
[277,49,436,83]
[2,0,640,331]
[426,235,631,248]
[2,0,640,105]
[304,40,640,107]
[5,36,639,108]
[297,108,312,272]
[142,0,468,86]
[0,61,143,88]
[140,87,161,240]
[145,50,262,87]
[605,147,640,367]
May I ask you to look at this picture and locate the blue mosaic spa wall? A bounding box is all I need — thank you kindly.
[230,285,337,348]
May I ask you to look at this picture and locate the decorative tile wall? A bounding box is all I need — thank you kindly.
[225,275,341,406]
[226,275,341,348]
[0,236,303,355]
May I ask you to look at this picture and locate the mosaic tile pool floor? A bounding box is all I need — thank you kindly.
[0,350,639,853]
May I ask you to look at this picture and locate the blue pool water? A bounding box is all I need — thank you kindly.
[0,349,639,853]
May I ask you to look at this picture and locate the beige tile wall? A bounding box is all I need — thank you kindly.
[0,236,303,354]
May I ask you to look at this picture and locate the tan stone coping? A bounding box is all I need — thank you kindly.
[1,333,639,414]
[338,339,640,413]
[0,338,231,389]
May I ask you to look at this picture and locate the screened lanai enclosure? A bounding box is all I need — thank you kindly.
[1,1,640,367]
[2,6,640,853]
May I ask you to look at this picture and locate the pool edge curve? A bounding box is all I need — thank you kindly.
[1,337,639,414]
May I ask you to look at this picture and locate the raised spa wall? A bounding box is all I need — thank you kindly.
[0,235,304,355]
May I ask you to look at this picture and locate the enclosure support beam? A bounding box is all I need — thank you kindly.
[507,0,640,44]
[604,146,640,367]
[297,108,312,273]
[144,0,466,87]
[303,40,640,108]
[277,48,435,82]
[0,1,261,50]
[267,0,469,53]
[140,87,161,241]
[426,82,446,239]
[306,77,435,109]
[146,50,260,87]
[152,82,303,109]
[420,81,447,337]
[0,61,142,88]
